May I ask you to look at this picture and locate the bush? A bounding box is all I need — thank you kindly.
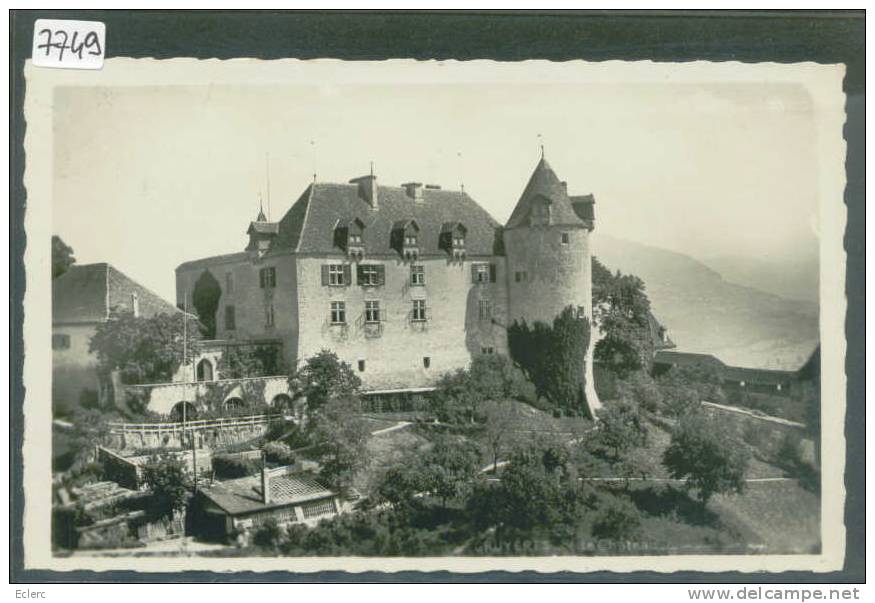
[252,517,284,550]
[212,453,262,479]
[615,371,663,412]
[591,494,643,541]
[262,441,295,466]
[431,355,537,424]
[141,454,190,516]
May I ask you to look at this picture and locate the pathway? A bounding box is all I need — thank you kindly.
[370,421,413,436]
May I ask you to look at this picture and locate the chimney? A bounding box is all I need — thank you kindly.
[261,451,271,504]
[131,292,140,318]
[402,182,424,201]
[560,181,568,194]
[349,174,379,210]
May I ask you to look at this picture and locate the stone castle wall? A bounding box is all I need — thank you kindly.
[295,255,509,390]
[505,225,599,411]
[121,376,293,417]
[176,252,301,371]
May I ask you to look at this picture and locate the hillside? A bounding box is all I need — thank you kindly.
[701,254,819,304]
[594,234,819,370]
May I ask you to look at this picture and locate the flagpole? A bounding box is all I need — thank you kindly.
[183,292,197,493]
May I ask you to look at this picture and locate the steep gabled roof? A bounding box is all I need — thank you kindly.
[271,181,501,257]
[53,263,180,324]
[505,158,587,229]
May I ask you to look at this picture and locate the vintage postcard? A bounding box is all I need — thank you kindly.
[21,57,847,574]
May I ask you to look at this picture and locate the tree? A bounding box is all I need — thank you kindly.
[593,400,649,459]
[656,363,724,417]
[508,306,591,414]
[310,395,369,492]
[431,355,535,425]
[662,411,749,505]
[192,269,222,338]
[52,235,76,279]
[295,350,361,412]
[376,465,424,516]
[468,439,584,546]
[420,436,483,505]
[142,454,190,516]
[89,310,201,385]
[591,258,655,378]
[477,399,520,473]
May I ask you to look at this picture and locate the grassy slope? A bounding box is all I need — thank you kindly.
[350,405,819,556]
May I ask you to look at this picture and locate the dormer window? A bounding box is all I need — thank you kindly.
[334,218,366,260]
[440,222,468,261]
[530,197,552,227]
[391,219,420,261]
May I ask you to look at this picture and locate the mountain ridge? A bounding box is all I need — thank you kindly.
[593,234,818,371]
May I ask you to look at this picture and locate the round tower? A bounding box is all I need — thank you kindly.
[504,157,601,414]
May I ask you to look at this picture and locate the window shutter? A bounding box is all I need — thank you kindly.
[259,269,265,288]
[376,265,386,285]
[321,265,329,286]
[471,264,478,283]
[489,263,497,283]
[343,264,351,286]
[355,264,363,285]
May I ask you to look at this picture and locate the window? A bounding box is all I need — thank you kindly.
[328,264,345,286]
[472,263,496,284]
[405,234,418,246]
[52,333,70,350]
[259,266,277,288]
[357,264,385,287]
[531,201,551,226]
[322,264,351,287]
[561,232,570,244]
[225,272,234,294]
[265,304,275,327]
[225,305,236,330]
[349,233,363,245]
[514,271,529,283]
[423,356,431,369]
[481,346,495,355]
[412,299,427,321]
[358,360,366,372]
[478,299,492,320]
[365,301,381,323]
[330,302,346,324]
[410,264,425,286]
[301,499,337,519]
[453,236,465,248]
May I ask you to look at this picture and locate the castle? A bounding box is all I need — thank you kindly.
[176,157,601,412]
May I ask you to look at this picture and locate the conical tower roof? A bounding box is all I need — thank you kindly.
[505,157,586,229]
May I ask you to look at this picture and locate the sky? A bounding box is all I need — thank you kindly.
[52,80,820,301]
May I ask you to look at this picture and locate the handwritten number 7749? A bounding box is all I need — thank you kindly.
[37,29,102,61]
